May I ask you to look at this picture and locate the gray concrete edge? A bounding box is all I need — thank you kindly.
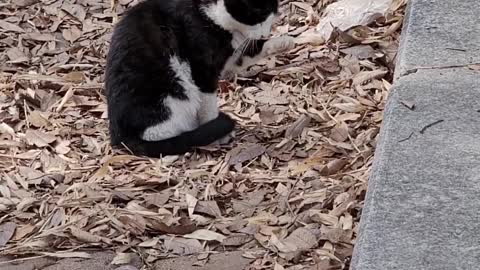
[351,0,480,268]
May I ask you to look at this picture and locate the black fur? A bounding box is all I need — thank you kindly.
[121,112,235,156]
[105,0,278,157]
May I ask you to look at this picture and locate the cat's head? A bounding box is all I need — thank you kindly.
[201,0,279,39]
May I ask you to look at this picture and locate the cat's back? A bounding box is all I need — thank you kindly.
[105,0,187,96]
[110,0,180,45]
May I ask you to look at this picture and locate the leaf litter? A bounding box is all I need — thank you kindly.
[0,0,406,269]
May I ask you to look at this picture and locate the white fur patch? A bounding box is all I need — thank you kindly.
[198,93,219,125]
[142,55,201,141]
[202,0,275,39]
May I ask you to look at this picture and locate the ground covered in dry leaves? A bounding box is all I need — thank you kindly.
[0,0,405,269]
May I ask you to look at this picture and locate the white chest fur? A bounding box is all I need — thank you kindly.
[142,55,220,141]
[142,55,201,141]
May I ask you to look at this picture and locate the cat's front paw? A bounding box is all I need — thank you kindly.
[264,36,295,56]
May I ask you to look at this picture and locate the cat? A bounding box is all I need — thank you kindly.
[105,0,295,157]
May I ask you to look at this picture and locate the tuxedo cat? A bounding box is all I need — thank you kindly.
[105,0,294,157]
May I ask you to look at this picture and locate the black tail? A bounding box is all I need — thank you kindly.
[117,112,235,157]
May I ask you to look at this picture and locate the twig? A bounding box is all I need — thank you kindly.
[398,132,414,142]
[445,48,467,52]
[420,120,444,134]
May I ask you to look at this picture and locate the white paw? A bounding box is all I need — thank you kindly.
[264,36,295,56]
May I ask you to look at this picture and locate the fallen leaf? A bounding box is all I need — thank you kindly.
[62,26,82,43]
[69,227,102,243]
[13,0,39,7]
[341,45,377,59]
[0,20,25,33]
[164,238,203,255]
[115,266,139,270]
[330,122,349,142]
[0,222,16,247]
[61,3,87,21]
[28,111,50,127]
[42,252,92,259]
[400,99,415,110]
[228,144,267,166]
[64,71,85,83]
[25,130,56,147]
[283,227,318,251]
[285,115,311,139]
[184,229,226,242]
[111,253,135,265]
[352,70,388,86]
[185,193,198,217]
[222,234,253,246]
[149,220,196,235]
[194,201,222,218]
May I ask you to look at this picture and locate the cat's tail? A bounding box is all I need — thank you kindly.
[117,112,235,157]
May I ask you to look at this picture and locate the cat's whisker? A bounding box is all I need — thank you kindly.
[241,38,252,57]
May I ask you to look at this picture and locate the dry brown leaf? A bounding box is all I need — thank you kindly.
[13,0,39,7]
[321,159,349,176]
[195,201,222,218]
[222,234,253,247]
[0,222,16,247]
[62,26,82,43]
[310,211,339,226]
[64,71,86,83]
[145,193,170,208]
[228,144,267,166]
[341,45,377,59]
[69,227,102,243]
[42,252,92,259]
[400,99,415,110]
[111,253,135,265]
[184,229,226,242]
[165,238,203,255]
[285,114,311,139]
[61,3,87,21]
[27,111,50,127]
[115,266,139,270]
[0,20,25,33]
[118,215,146,236]
[25,130,56,147]
[352,70,388,86]
[149,220,196,235]
[330,122,349,142]
[283,227,318,251]
[186,193,198,217]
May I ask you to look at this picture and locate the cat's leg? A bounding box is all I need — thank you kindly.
[198,92,219,125]
[241,36,295,67]
[198,92,234,144]
[262,35,296,56]
[224,36,295,76]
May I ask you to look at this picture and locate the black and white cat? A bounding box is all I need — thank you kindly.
[105,0,294,157]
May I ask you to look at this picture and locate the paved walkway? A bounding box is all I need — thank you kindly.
[0,251,252,270]
[351,0,480,269]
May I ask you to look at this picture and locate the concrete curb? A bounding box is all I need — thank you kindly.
[351,0,480,269]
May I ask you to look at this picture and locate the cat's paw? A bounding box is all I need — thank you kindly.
[263,36,295,56]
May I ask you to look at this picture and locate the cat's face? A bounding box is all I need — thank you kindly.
[202,0,279,39]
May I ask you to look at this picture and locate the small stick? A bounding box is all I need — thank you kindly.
[420,120,444,134]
